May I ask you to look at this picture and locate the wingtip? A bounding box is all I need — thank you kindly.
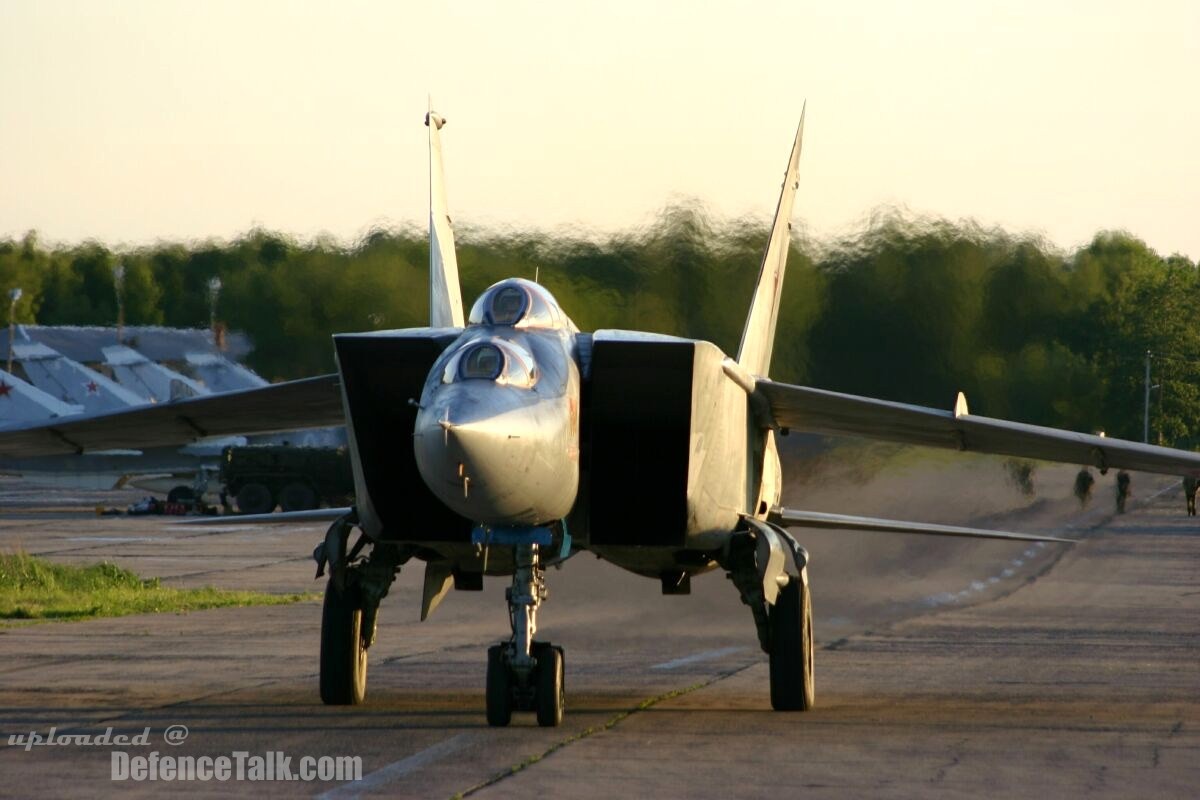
[954,391,969,418]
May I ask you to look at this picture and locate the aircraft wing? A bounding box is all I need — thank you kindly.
[757,380,1200,477]
[175,507,352,525]
[0,374,343,458]
[769,507,1075,543]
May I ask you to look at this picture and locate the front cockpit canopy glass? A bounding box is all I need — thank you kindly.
[460,343,503,379]
[468,278,565,329]
[442,339,537,388]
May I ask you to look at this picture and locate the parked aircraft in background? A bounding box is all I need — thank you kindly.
[3,107,1200,727]
[0,324,253,366]
[184,352,268,393]
[0,369,82,424]
[12,341,144,412]
[103,345,208,403]
[2,341,238,494]
[1,335,337,497]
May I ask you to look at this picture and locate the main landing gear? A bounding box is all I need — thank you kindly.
[485,542,565,727]
[724,518,815,711]
[768,569,814,710]
[315,514,408,705]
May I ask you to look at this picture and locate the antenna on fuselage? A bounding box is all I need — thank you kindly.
[736,104,806,379]
[426,101,466,328]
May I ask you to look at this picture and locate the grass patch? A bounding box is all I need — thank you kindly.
[0,550,315,624]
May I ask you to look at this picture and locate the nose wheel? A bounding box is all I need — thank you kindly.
[486,640,565,727]
[534,643,565,727]
[485,543,565,726]
[485,645,513,726]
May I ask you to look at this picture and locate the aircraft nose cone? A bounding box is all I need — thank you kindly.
[441,416,510,483]
[413,388,578,525]
[418,403,503,461]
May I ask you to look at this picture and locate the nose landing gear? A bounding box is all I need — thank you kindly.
[485,542,565,726]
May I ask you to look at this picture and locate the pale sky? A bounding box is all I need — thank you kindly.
[1,0,1197,259]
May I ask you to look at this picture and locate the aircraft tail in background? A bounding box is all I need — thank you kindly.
[184,352,269,393]
[103,345,207,403]
[13,342,145,413]
[0,368,82,424]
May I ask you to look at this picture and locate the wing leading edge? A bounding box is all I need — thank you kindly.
[757,380,1200,477]
[0,374,343,458]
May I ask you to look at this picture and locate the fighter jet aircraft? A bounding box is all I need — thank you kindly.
[4,108,1200,726]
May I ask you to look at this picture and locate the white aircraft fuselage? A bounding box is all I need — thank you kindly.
[414,279,581,527]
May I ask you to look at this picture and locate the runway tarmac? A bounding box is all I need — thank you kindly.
[0,449,1196,798]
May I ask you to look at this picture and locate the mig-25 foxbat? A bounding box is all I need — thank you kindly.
[4,106,1200,727]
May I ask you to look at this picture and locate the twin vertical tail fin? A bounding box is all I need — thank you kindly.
[426,107,466,328]
[736,105,806,378]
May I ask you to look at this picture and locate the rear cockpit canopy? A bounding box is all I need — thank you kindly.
[468,279,569,330]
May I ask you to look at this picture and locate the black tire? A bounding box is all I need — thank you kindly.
[166,485,196,504]
[535,644,565,727]
[236,482,274,515]
[320,581,367,705]
[768,576,815,711]
[486,645,513,727]
[280,482,318,512]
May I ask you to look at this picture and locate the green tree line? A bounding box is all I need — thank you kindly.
[2,207,1197,445]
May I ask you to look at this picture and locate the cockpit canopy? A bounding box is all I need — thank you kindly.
[441,338,537,388]
[467,278,567,330]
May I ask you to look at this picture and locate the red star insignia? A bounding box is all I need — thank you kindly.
[0,381,11,398]
[85,381,100,394]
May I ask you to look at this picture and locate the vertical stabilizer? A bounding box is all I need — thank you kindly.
[103,345,208,403]
[426,107,465,328]
[736,106,806,378]
[0,368,82,423]
[184,352,269,393]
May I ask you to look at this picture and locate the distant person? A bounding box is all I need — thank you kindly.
[1073,469,1095,506]
[1116,470,1131,513]
[1183,476,1198,516]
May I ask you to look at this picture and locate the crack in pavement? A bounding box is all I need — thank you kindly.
[450,660,761,799]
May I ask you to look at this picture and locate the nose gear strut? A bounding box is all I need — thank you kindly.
[481,529,567,727]
[509,542,546,673]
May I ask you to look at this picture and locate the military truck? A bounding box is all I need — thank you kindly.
[220,445,354,514]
